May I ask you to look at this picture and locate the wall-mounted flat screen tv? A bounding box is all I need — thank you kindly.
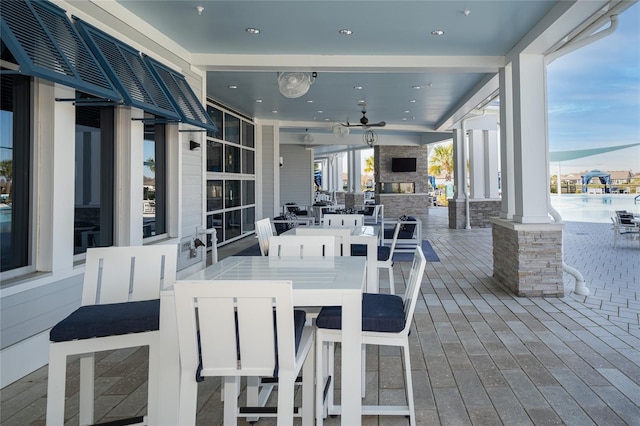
[391,157,417,172]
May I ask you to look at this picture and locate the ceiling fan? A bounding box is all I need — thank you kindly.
[341,107,386,129]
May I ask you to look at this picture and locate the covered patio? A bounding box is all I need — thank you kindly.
[2,209,638,425]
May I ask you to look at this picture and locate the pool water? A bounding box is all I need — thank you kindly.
[550,194,639,223]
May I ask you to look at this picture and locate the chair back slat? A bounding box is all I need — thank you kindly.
[255,218,274,256]
[268,235,336,258]
[323,214,364,227]
[174,280,296,379]
[402,247,427,333]
[82,245,177,305]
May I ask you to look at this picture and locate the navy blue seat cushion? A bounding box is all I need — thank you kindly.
[384,216,417,240]
[316,293,405,333]
[50,299,160,343]
[196,309,307,381]
[351,244,391,261]
[272,216,289,235]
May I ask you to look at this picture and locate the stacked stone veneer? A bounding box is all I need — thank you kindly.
[373,145,430,218]
[344,192,365,210]
[491,218,564,297]
[448,199,502,229]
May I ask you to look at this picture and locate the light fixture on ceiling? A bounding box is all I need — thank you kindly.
[338,29,353,35]
[303,129,314,143]
[363,129,377,147]
[431,30,444,36]
[277,72,317,98]
[245,27,260,34]
[331,123,349,138]
[196,6,204,15]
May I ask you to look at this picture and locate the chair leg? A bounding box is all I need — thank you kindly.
[78,353,95,426]
[146,341,160,425]
[316,338,326,426]
[301,338,315,426]
[223,376,239,426]
[177,370,199,425]
[276,372,296,426]
[388,265,395,295]
[402,342,416,426]
[46,346,67,426]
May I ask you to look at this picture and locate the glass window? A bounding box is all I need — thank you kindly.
[207,140,223,172]
[224,113,240,144]
[242,148,254,174]
[143,117,166,239]
[243,207,255,232]
[225,180,241,208]
[0,75,31,272]
[207,180,223,211]
[242,180,255,205]
[74,101,114,255]
[225,210,241,240]
[242,121,254,147]
[225,145,240,173]
[206,105,222,140]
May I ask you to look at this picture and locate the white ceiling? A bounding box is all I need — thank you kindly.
[111,0,630,146]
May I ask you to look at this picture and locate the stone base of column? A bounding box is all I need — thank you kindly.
[448,199,466,229]
[448,198,502,229]
[491,218,565,297]
[344,192,365,210]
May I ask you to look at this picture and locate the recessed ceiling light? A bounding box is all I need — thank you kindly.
[317,110,324,113]
[431,30,444,36]
[338,29,353,35]
[324,118,330,121]
[403,110,410,113]
[306,100,314,103]
[358,99,365,104]
[402,118,407,121]
[412,86,421,90]
[463,10,471,16]
[409,99,416,103]
[245,28,260,34]
[196,6,204,15]
[271,110,278,113]
[354,86,363,90]
[255,99,263,103]
[227,85,237,89]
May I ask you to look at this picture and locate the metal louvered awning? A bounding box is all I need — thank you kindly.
[144,55,218,132]
[73,19,181,121]
[0,0,121,101]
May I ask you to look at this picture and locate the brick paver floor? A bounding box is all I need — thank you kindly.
[2,208,638,425]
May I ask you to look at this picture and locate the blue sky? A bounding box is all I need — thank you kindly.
[547,2,640,173]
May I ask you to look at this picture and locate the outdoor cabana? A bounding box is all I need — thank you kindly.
[581,169,611,193]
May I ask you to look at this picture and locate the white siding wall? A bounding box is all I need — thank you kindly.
[280,145,313,208]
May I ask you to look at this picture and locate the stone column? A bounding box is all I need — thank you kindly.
[492,54,564,297]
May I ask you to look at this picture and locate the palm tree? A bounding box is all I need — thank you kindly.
[364,155,374,173]
[428,143,453,181]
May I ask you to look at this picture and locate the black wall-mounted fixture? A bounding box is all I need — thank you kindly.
[190,140,200,150]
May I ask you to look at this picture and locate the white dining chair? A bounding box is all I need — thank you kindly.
[268,235,336,258]
[173,280,315,426]
[378,221,401,295]
[294,227,351,257]
[255,217,275,255]
[322,214,364,227]
[46,245,177,426]
[315,246,427,426]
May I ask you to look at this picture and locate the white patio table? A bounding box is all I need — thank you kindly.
[154,255,366,425]
[283,225,381,292]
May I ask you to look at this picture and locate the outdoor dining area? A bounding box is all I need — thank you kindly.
[40,213,427,425]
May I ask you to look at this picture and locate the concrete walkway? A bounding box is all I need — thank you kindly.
[1,208,638,425]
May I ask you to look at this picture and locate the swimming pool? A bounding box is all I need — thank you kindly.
[550,194,639,223]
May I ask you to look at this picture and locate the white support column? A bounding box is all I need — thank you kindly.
[484,130,500,198]
[468,129,485,199]
[512,53,550,223]
[499,65,516,220]
[353,150,362,192]
[452,128,465,201]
